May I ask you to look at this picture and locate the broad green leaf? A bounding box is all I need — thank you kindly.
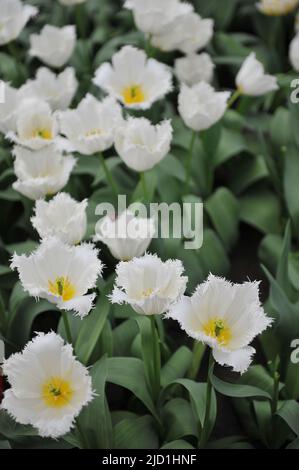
[114,415,158,449]
[161,346,192,387]
[210,373,272,399]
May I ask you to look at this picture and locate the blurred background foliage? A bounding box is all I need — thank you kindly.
[1,0,299,449]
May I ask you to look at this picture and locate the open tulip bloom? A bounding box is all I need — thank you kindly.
[12,145,76,200]
[1,332,93,438]
[59,94,122,155]
[167,275,272,374]
[110,253,188,316]
[94,209,156,261]
[93,45,172,110]
[114,117,173,172]
[11,237,103,318]
[31,193,88,245]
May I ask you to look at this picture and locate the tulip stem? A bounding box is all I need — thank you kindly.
[185,130,196,192]
[62,311,72,344]
[98,153,119,196]
[227,89,242,109]
[140,172,149,202]
[198,350,214,449]
[188,341,206,380]
[150,316,161,403]
[75,4,87,38]
[271,356,280,415]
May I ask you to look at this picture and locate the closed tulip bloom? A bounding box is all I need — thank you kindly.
[167,275,272,374]
[110,254,188,316]
[178,82,230,132]
[93,45,172,110]
[236,53,278,96]
[2,332,93,438]
[29,25,76,68]
[151,12,214,54]
[7,99,59,150]
[59,94,122,155]
[0,0,37,45]
[31,193,87,245]
[256,0,299,15]
[20,67,78,111]
[11,237,103,318]
[94,210,155,261]
[290,34,299,71]
[124,0,192,36]
[175,53,214,86]
[115,117,172,172]
[12,145,75,200]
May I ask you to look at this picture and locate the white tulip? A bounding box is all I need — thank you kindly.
[236,53,278,96]
[31,193,87,245]
[151,11,214,54]
[12,145,76,200]
[178,82,230,132]
[29,25,76,68]
[94,210,155,261]
[256,0,299,15]
[0,0,37,45]
[124,0,192,35]
[114,117,172,172]
[20,67,78,111]
[93,45,172,110]
[167,275,272,374]
[175,53,215,86]
[290,34,299,71]
[6,99,59,150]
[2,332,93,438]
[11,237,103,318]
[59,94,122,155]
[110,253,187,316]
[0,84,19,134]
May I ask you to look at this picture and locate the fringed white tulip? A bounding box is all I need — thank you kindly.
[175,53,214,86]
[151,11,214,54]
[124,0,192,35]
[1,332,93,438]
[0,84,19,134]
[6,99,59,150]
[12,145,75,200]
[114,117,172,172]
[94,210,155,261]
[29,25,76,68]
[167,274,272,374]
[11,237,103,318]
[290,34,299,71]
[236,53,278,96]
[110,253,187,316]
[256,0,299,15]
[59,94,122,155]
[93,45,172,110]
[178,82,230,132]
[20,67,78,111]
[0,0,37,45]
[31,193,87,245]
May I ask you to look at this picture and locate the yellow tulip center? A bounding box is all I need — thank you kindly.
[122,84,146,105]
[141,288,154,298]
[203,318,231,346]
[42,376,73,408]
[48,276,76,301]
[85,128,102,137]
[32,128,53,140]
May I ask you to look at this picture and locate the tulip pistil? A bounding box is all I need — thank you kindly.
[42,376,73,408]
[122,84,145,104]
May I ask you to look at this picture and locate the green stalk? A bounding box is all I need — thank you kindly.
[61,311,72,344]
[98,152,119,196]
[75,4,87,38]
[188,341,206,380]
[185,131,196,192]
[227,89,242,109]
[140,171,149,202]
[150,315,161,403]
[198,350,214,448]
